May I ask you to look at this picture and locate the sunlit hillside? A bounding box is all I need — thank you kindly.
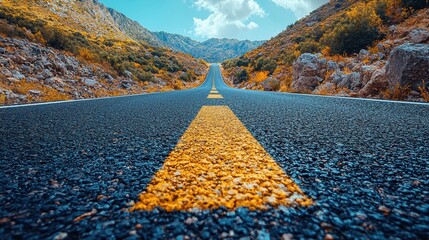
[0,0,208,105]
[223,0,429,102]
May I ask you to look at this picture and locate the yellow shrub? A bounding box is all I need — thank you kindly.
[0,93,5,105]
[383,84,411,100]
[418,81,429,102]
[343,67,353,74]
[34,31,46,45]
[252,71,269,83]
[9,81,71,103]
[78,48,96,62]
[321,46,331,57]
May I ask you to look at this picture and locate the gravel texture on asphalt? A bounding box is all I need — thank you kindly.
[1,65,428,239]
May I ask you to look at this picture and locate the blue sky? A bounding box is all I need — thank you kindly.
[99,0,328,42]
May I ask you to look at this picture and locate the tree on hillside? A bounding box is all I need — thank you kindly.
[402,0,429,10]
[234,69,249,84]
[322,2,384,54]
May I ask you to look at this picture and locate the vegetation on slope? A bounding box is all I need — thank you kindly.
[0,0,208,104]
[222,0,428,98]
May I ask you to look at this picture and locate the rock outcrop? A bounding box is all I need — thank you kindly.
[261,77,280,91]
[292,53,326,92]
[386,43,429,91]
[0,37,153,105]
[359,68,388,97]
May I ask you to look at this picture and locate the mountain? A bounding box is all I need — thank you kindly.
[107,8,163,47]
[153,31,199,54]
[222,0,429,102]
[0,0,208,105]
[192,38,266,63]
[153,31,265,62]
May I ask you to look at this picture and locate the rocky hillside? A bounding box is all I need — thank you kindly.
[0,0,208,105]
[107,8,163,47]
[153,32,265,63]
[223,0,429,102]
[153,31,199,54]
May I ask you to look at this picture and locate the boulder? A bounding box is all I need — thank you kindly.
[13,55,26,64]
[261,77,280,91]
[41,69,54,79]
[313,82,336,94]
[408,28,429,44]
[1,68,12,77]
[12,70,25,80]
[103,73,114,82]
[20,65,32,74]
[0,57,10,67]
[359,68,388,97]
[7,77,20,83]
[45,77,64,86]
[360,65,378,85]
[292,53,326,92]
[121,79,134,90]
[339,72,362,90]
[82,78,99,86]
[358,49,370,60]
[327,61,339,71]
[29,90,42,96]
[124,70,133,78]
[386,43,429,91]
[330,71,345,85]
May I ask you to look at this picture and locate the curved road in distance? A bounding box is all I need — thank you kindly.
[1,64,428,239]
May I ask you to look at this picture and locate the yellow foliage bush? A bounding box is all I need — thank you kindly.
[321,2,383,54]
[0,93,5,105]
[383,84,411,100]
[252,71,269,83]
[418,81,429,102]
[78,48,96,62]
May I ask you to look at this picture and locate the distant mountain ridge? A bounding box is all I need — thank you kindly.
[107,8,163,47]
[153,31,265,62]
[84,5,266,62]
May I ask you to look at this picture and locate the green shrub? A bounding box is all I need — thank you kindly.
[236,57,250,67]
[401,0,429,10]
[298,39,321,54]
[280,50,297,65]
[322,2,383,54]
[373,0,390,23]
[234,69,249,84]
[136,71,153,82]
[254,58,277,74]
[180,71,196,82]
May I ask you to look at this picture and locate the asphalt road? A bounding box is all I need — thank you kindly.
[1,65,428,239]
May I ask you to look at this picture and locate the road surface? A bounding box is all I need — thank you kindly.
[1,65,428,239]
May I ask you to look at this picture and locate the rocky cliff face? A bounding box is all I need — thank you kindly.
[108,8,163,47]
[0,36,189,105]
[291,8,429,102]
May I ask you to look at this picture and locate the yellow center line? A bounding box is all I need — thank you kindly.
[132,106,312,212]
[207,94,223,99]
[208,76,223,98]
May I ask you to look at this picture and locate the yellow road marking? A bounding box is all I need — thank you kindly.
[210,91,219,94]
[207,94,223,99]
[132,106,312,212]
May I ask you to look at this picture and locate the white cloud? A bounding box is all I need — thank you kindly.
[272,0,328,19]
[193,0,265,39]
